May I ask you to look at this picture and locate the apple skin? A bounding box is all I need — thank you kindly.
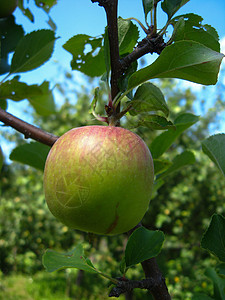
[0,0,18,19]
[44,126,154,235]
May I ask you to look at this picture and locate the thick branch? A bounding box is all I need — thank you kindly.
[0,108,58,147]
[141,258,171,300]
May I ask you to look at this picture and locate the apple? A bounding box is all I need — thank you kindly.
[0,0,18,19]
[44,125,154,235]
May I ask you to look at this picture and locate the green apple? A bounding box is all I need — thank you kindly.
[0,0,18,18]
[44,126,154,235]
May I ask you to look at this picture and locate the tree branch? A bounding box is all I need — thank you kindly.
[0,108,58,147]
[91,0,121,101]
[119,35,166,74]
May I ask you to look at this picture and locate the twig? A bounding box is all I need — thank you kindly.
[119,35,166,74]
[109,278,155,297]
[0,108,58,146]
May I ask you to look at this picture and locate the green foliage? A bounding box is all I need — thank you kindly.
[0,16,24,75]
[124,227,164,269]
[0,79,56,116]
[130,82,169,117]
[142,0,153,22]
[9,142,50,171]
[202,134,225,177]
[63,34,106,77]
[43,244,99,274]
[10,30,56,74]
[150,113,199,159]
[128,41,224,89]
[201,214,225,262]
[171,14,220,52]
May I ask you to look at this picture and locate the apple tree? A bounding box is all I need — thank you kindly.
[0,0,225,299]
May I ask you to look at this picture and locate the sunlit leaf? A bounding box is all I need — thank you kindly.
[158,150,195,179]
[150,113,199,159]
[137,115,175,130]
[154,158,172,175]
[118,17,139,55]
[63,34,105,77]
[10,142,51,171]
[28,81,56,116]
[128,41,224,89]
[10,30,56,74]
[0,79,56,116]
[43,244,98,273]
[171,14,220,52]
[161,0,182,19]
[130,82,169,117]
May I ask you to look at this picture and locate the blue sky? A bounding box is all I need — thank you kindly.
[1,0,225,158]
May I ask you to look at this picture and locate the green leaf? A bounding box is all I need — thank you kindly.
[0,16,24,75]
[154,159,172,175]
[118,18,139,56]
[10,30,56,74]
[137,115,175,130]
[63,34,105,77]
[216,263,225,278]
[0,79,56,116]
[119,257,127,275]
[0,16,24,55]
[0,79,42,101]
[202,134,225,177]
[18,0,34,22]
[43,244,98,273]
[171,14,220,52]
[150,113,199,159]
[125,227,165,268]
[157,150,195,179]
[10,142,51,171]
[128,40,224,89]
[35,0,57,13]
[201,214,225,262]
[28,81,56,116]
[130,82,169,117]
[0,99,8,110]
[192,293,214,300]
[150,179,164,200]
[205,267,225,300]
[161,0,182,19]
[142,0,154,20]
